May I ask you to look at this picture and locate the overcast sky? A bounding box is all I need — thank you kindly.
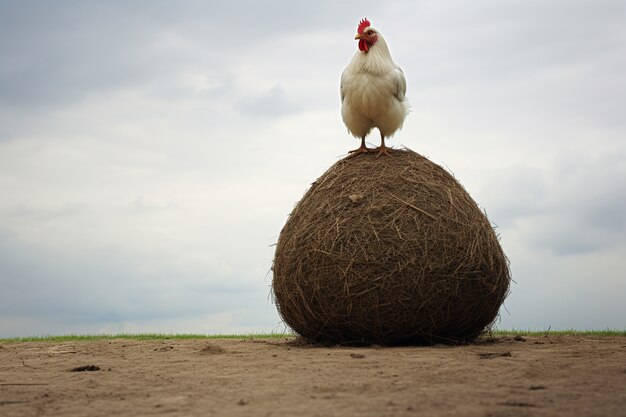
[1,0,624,337]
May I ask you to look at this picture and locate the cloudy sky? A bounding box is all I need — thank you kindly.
[1,0,624,337]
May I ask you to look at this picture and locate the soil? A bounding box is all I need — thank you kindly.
[1,335,624,416]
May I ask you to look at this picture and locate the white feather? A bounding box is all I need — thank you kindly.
[340,28,409,140]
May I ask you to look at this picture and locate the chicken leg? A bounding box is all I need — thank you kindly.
[348,137,370,156]
[373,132,392,157]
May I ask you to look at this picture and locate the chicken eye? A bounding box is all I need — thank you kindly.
[367,30,373,35]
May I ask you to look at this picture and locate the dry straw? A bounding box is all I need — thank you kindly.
[273,149,510,344]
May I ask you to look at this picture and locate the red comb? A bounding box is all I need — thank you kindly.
[357,18,371,35]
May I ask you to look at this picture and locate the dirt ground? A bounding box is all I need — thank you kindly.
[0,335,624,417]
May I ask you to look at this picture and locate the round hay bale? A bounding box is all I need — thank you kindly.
[272,149,510,344]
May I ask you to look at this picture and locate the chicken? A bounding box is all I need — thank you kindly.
[340,18,409,156]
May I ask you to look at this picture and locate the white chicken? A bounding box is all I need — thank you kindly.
[340,18,409,156]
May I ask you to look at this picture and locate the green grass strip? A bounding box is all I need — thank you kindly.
[1,329,624,343]
[491,329,625,337]
[0,333,293,343]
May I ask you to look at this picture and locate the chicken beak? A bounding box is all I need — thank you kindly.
[355,33,362,40]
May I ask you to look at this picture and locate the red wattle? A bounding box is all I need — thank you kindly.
[358,39,369,52]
